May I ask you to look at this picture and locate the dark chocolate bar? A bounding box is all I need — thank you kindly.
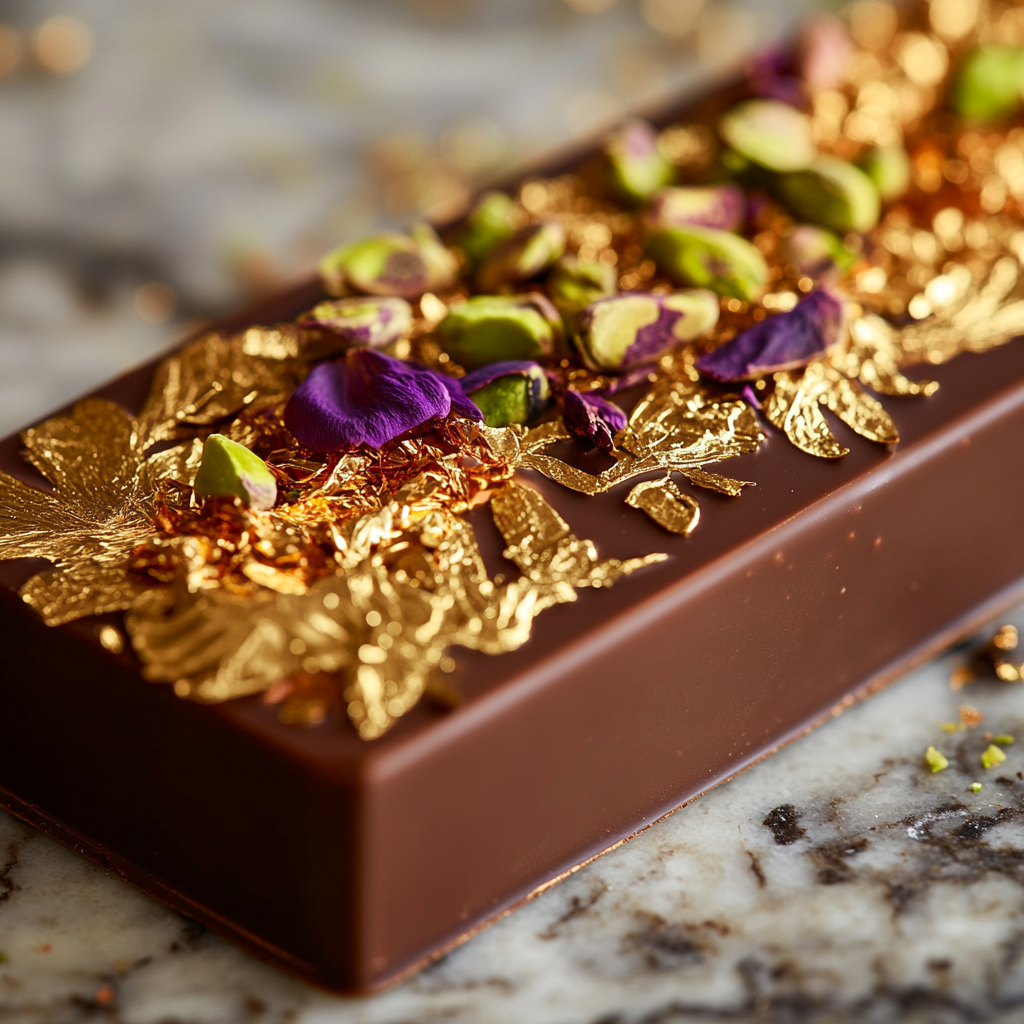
[4,0,1024,995]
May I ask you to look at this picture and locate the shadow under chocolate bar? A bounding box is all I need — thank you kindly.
[2,36,1024,998]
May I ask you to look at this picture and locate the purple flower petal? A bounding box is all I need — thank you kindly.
[695,290,844,382]
[404,361,483,422]
[284,349,463,451]
[563,390,628,454]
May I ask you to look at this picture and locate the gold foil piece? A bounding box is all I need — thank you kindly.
[0,399,194,626]
[625,476,700,535]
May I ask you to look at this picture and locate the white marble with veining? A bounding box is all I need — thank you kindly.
[2,609,1024,1024]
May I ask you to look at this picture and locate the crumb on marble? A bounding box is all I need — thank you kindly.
[925,746,949,773]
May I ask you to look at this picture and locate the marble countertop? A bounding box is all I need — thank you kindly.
[3,608,1024,1024]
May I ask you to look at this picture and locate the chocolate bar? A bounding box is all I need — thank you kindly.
[3,0,1024,994]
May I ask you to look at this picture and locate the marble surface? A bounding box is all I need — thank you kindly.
[2,609,1024,1023]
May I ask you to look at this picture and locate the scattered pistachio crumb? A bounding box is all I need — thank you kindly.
[950,665,975,690]
[971,782,983,794]
[959,704,984,728]
[940,721,964,733]
[994,735,1015,746]
[925,746,949,773]
[982,744,1008,769]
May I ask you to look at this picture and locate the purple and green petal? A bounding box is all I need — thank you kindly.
[575,291,720,373]
[460,360,550,428]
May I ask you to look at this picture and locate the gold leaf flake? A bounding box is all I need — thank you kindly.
[626,476,700,535]
[137,329,300,444]
[0,399,169,625]
[766,369,848,459]
[519,376,763,533]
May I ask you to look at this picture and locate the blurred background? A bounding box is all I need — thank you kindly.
[0,0,832,436]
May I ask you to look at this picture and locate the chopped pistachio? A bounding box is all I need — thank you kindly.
[971,782,983,793]
[460,361,551,428]
[437,293,563,370]
[458,190,518,267]
[719,99,816,173]
[939,721,964,733]
[576,291,720,372]
[856,144,912,202]
[193,434,277,511]
[952,46,1024,124]
[646,225,769,301]
[994,734,1015,746]
[643,185,746,234]
[925,745,949,773]
[604,119,675,204]
[777,157,881,234]
[319,224,457,299]
[548,257,618,325]
[475,220,566,292]
[982,744,1008,769]
[298,296,413,357]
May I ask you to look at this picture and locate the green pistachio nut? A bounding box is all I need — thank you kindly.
[785,224,857,277]
[646,225,769,302]
[575,290,720,372]
[193,434,277,511]
[548,257,618,324]
[319,223,457,299]
[952,46,1024,124]
[463,364,551,428]
[298,296,413,358]
[776,157,881,234]
[475,220,566,292]
[719,100,816,173]
[458,191,518,267]
[436,293,564,370]
[856,144,911,202]
[604,119,675,204]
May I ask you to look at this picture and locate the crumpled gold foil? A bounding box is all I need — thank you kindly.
[519,366,763,531]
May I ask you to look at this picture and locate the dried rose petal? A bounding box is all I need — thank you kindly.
[563,389,627,454]
[284,349,479,452]
[695,290,844,382]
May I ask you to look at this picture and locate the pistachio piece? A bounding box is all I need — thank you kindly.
[785,225,857,278]
[193,434,277,511]
[604,119,675,205]
[458,191,519,267]
[437,293,564,370]
[856,144,911,202]
[548,257,617,324]
[298,297,413,357]
[719,99,816,173]
[776,156,880,234]
[952,46,1024,124]
[643,185,746,234]
[475,220,566,292]
[646,225,769,301]
[575,290,720,372]
[319,223,457,299]
[459,361,551,428]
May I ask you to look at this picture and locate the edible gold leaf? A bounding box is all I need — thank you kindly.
[137,328,301,444]
[766,358,900,460]
[841,314,938,397]
[0,399,180,625]
[518,377,762,532]
[897,257,1024,365]
[127,477,662,739]
[626,476,700,535]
